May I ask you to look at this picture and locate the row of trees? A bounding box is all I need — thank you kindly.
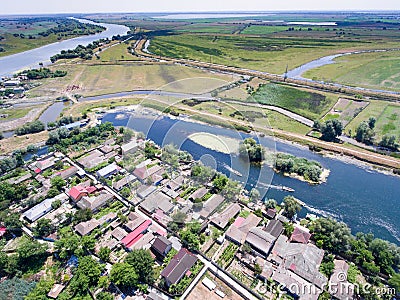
[21,67,67,79]
[309,217,400,292]
[355,117,399,151]
[313,119,343,142]
[15,120,45,136]
[50,38,111,62]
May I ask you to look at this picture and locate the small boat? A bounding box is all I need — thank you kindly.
[258,182,295,192]
[223,163,243,177]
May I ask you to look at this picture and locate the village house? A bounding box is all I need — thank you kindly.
[330,260,355,300]
[121,139,142,155]
[225,213,262,245]
[210,203,241,229]
[77,191,114,212]
[199,194,225,219]
[77,149,107,170]
[121,219,152,250]
[268,235,327,291]
[160,248,198,287]
[96,162,121,179]
[68,184,97,202]
[22,193,68,222]
[151,236,172,259]
[140,191,174,215]
[112,174,137,191]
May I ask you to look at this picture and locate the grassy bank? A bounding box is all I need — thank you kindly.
[303,51,400,91]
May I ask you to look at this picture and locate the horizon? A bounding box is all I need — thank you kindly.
[2,0,400,15]
[1,9,400,18]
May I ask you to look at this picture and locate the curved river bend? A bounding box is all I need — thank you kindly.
[0,18,130,77]
[102,112,400,244]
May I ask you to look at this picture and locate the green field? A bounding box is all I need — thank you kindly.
[29,63,237,97]
[175,23,241,34]
[250,83,335,120]
[346,101,400,140]
[240,25,289,35]
[303,51,400,91]
[97,42,141,62]
[148,33,399,74]
[193,101,311,135]
[0,107,32,121]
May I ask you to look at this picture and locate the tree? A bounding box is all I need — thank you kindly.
[98,247,111,262]
[368,117,376,130]
[50,176,66,191]
[54,227,83,259]
[96,291,114,300]
[212,174,228,192]
[320,119,343,142]
[82,235,96,251]
[249,188,260,202]
[379,134,399,151]
[239,138,265,163]
[310,218,352,253]
[265,199,277,209]
[283,196,301,219]
[179,221,201,251]
[388,273,400,296]
[17,237,48,264]
[124,249,155,284]
[51,199,62,209]
[191,164,215,184]
[221,179,241,201]
[355,121,374,144]
[110,263,138,288]
[33,218,54,237]
[320,254,335,277]
[254,263,262,276]
[69,256,102,296]
[73,208,92,224]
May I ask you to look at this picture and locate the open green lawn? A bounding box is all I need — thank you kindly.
[29,63,238,97]
[0,107,33,121]
[193,100,311,135]
[149,33,399,74]
[303,51,400,91]
[345,100,400,140]
[250,83,336,120]
[97,42,141,62]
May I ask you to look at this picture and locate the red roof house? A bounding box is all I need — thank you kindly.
[69,185,97,202]
[121,219,152,249]
[290,227,311,244]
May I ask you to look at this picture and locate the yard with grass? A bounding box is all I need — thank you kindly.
[345,100,400,140]
[303,50,400,91]
[323,98,369,126]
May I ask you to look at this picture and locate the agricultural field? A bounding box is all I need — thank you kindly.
[240,25,290,35]
[28,63,238,97]
[345,100,400,140]
[303,51,400,91]
[148,31,400,74]
[323,98,369,126]
[175,23,242,34]
[250,83,336,120]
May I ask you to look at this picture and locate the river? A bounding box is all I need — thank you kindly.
[0,18,129,77]
[102,111,400,244]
